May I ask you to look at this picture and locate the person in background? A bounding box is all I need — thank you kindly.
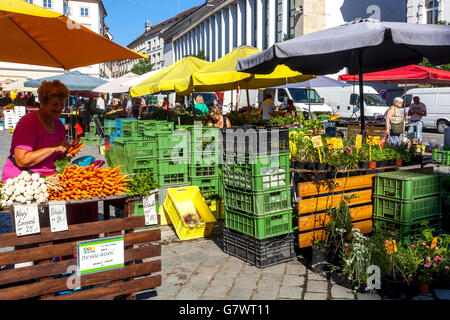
[280,99,297,118]
[25,92,35,107]
[207,107,231,128]
[213,98,222,112]
[96,95,105,112]
[13,92,26,106]
[131,97,141,118]
[126,97,133,118]
[194,94,209,115]
[138,96,146,119]
[260,94,275,120]
[162,97,170,110]
[408,96,427,145]
[385,97,405,146]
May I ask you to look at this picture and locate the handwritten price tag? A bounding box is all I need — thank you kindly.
[334,138,344,149]
[311,136,323,148]
[14,204,40,237]
[49,201,68,233]
[143,192,158,226]
[355,135,363,149]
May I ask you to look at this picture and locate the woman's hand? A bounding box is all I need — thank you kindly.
[53,140,70,154]
[385,128,390,136]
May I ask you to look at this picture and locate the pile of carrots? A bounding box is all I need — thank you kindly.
[48,164,131,201]
[67,138,85,157]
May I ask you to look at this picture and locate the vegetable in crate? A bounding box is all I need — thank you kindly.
[126,170,159,196]
[47,164,130,201]
[183,212,201,228]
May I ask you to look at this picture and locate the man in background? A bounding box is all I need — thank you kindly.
[260,94,275,120]
[408,96,427,145]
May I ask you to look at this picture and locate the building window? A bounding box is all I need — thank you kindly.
[81,7,89,17]
[25,0,33,3]
[64,6,72,16]
[43,0,52,8]
[289,0,295,38]
[276,0,283,42]
[426,0,439,24]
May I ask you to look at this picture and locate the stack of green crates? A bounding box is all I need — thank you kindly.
[432,149,450,166]
[374,171,443,244]
[223,151,293,240]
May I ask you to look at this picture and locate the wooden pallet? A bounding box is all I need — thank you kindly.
[297,174,374,248]
[0,198,161,300]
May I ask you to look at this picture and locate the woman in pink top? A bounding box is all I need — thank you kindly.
[2,80,72,183]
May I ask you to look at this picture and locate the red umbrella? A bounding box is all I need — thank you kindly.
[339,65,450,84]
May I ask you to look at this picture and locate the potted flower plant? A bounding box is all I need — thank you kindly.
[357,145,370,169]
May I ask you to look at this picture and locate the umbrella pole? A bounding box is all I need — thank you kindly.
[306,87,311,119]
[358,50,366,137]
[192,91,196,119]
[246,88,250,108]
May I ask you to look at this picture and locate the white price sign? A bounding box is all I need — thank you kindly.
[14,204,40,237]
[143,192,158,226]
[49,201,68,232]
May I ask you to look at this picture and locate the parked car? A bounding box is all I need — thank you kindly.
[315,85,389,121]
[403,87,450,134]
[266,87,333,115]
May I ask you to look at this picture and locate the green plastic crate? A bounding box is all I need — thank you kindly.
[188,164,219,178]
[153,131,189,160]
[222,152,290,191]
[190,151,220,166]
[373,215,442,245]
[374,195,442,223]
[225,208,293,240]
[375,171,442,201]
[115,139,157,158]
[189,176,221,200]
[156,158,188,186]
[130,156,158,172]
[224,186,291,216]
[432,149,450,165]
[139,120,174,135]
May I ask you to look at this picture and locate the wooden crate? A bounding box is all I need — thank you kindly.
[0,198,161,300]
[297,174,375,248]
[346,125,386,139]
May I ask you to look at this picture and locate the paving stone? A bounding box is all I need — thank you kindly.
[330,285,355,299]
[203,285,231,298]
[357,293,382,300]
[282,274,305,287]
[262,263,286,274]
[433,289,450,300]
[200,256,228,268]
[227,287,253,300]
[184,276,212,289]
[196,266,220,276]
[260,272,284,281]
[199,296,224,300]
[164,274,188,285]
[306,280,328,293]
[251,292,277,300]
[278,285,303,300]
[175,286,204,300]
[156,283,183,296]
[210,276,235,288]
[220,261,244,275]
[256,279,281,295]
[304,292,328,300]
[307,272,328,281]
[286,262,307,275]
[233,276,259,290]
[241,264,264,274]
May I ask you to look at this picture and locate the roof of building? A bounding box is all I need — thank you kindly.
[127,4,203,48]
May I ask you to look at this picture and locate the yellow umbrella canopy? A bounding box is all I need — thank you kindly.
[0,0,147,69]
[130,56,211,97]
[175,45,315,96]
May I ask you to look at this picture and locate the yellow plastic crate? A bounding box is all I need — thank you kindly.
[163,186,216,240]
[160,200,224,225]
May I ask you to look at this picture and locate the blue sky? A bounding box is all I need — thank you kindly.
[103,0,205,47]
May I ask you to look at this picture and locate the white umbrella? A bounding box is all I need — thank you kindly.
[122,69,159,88]
[91,72,138,93]
[2,79,37,92]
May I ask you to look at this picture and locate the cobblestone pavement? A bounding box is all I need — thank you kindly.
[144,223,384,301]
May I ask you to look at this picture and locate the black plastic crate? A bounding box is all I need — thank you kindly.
[222,227,295,268]
[221,126,290,156]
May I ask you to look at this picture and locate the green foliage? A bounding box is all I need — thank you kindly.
[127,170,159,197]
[190,50,209,61]
[325,200,354,263]
[54,157,71,174]
[130,59,153,75]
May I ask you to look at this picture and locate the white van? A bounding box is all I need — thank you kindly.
[266,87,333,114]
[404,87,450,134]
[315,85,389,120]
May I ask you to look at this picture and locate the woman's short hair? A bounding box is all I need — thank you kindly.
[393,97,404,105]
[37,80,69,105]
[195,95,204,104]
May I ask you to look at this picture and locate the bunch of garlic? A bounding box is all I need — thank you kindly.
[0,172,49,207]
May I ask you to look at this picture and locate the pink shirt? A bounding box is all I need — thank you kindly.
[2,112,65,183]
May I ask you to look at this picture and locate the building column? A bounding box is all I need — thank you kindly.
[282,0,289,39]
[221,8,228,57]
[256,0,263,49]
[236,0,245,46]
[210,16,215,61]
[267,0,276,47]
[229,4,236,51]
[246,0,254,46]
[215,12,220,60]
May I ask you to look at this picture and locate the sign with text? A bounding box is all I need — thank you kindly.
[14,204,40,237]
[355,135,363,149]
[327,138,344,149]
[77,236,124,276]
[49,201,68,233]
[311,136,323,148]
[143,193,158,226]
